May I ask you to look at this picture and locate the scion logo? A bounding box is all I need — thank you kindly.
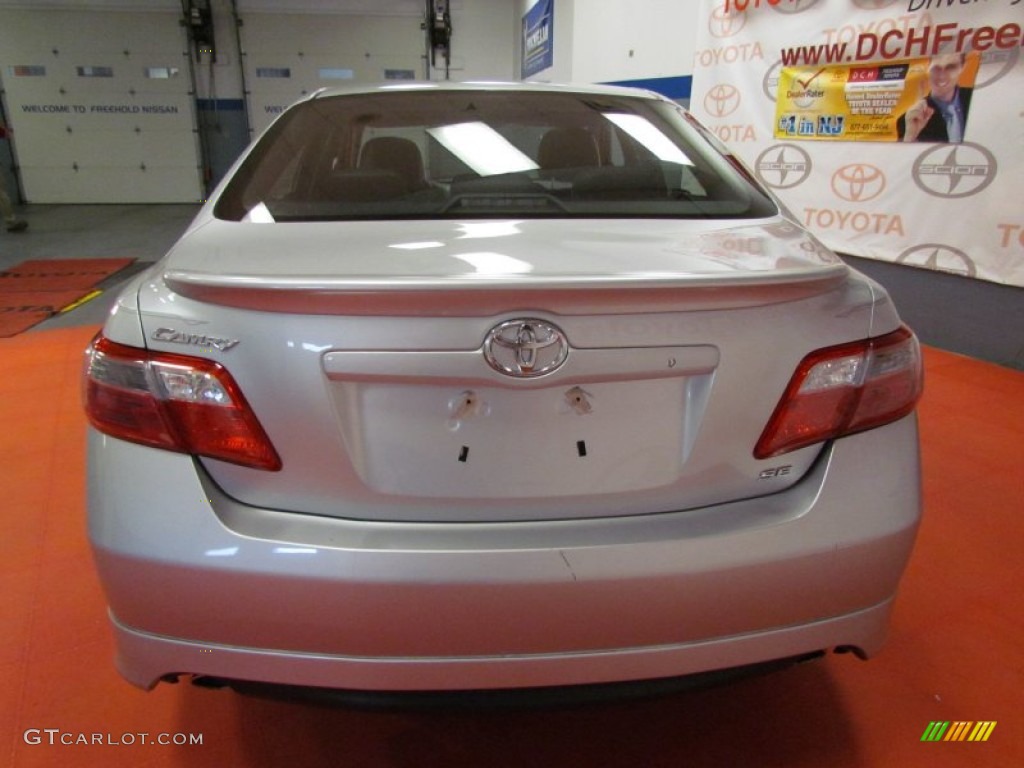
[852,0,898,9]
[703,84,741,118]
[912,143,997,199]
[771,0,820,14]
[762,59,783,102]
[709,4,745,39]
[755,144,812,190]
[898,244,977,278]
[975,47,1019,89]
[831,164,886,203]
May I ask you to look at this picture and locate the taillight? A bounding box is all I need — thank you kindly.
[83,335,282,471]
[754,326,923,459]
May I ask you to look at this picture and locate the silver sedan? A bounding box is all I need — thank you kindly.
[84,83,923,698]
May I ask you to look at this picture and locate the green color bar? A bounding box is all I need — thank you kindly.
[921,721,950,741]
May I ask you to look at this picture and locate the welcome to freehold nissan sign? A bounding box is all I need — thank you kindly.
[692,0,1024,288]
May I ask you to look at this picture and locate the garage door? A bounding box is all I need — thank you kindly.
[240,11,424,136]
[0,8,202,203]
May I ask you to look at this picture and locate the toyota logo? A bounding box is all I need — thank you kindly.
[704,84,741,118]
[708,4,745,39]
[755,144,813,189]
[912,142,997,199]
[771,0,821,13]
[831,164,886,203]
[484,319,568,378]
[898,244,978,278]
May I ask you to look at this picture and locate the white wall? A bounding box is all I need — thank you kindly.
[444,0,517,82]
[571,0,698,83]
[517,0,698,85]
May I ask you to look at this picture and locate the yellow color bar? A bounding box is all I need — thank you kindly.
[968,721,997,742]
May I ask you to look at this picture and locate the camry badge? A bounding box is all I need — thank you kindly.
[483,319,568,378]
[152,327,240,352]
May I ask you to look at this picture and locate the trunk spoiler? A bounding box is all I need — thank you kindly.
[162,266,849,317]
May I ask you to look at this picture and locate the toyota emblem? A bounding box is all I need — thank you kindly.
[484,319,568,378]
[831,163,886,203]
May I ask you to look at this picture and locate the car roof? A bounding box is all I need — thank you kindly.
[307,81,665,102]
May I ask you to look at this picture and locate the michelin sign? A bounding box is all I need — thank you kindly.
[522,0,554,78]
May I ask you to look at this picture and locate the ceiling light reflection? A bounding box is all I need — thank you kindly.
[244,202,276,223]
[389,241,446,250]
[454,251,533,274]
[457,221,523,240]
[272,547,319,555]
[605,114,692,165]
[204,547,240,558]
[428,122,539,177]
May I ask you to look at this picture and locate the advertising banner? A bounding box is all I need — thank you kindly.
[775,52,980,141]
[691,0,1024,288]
[522,0,554,79]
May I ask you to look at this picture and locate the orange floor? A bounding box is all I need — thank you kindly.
[2,325,1021,768]
[0,259,135,337]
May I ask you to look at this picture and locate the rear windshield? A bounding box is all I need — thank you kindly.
[215,89,777,222]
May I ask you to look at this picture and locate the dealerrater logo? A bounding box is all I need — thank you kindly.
[755,144,812,189]
[831,164,886,203]
[911,143,997,199]
[898,244,978,278]
[788,67,826,109]
[709,3,745,39]
[703,84,742,118]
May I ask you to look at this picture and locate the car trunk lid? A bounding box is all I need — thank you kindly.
[136,216,872,522]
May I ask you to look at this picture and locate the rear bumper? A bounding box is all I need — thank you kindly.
[88,416,921,692]
[110,602,890,693]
